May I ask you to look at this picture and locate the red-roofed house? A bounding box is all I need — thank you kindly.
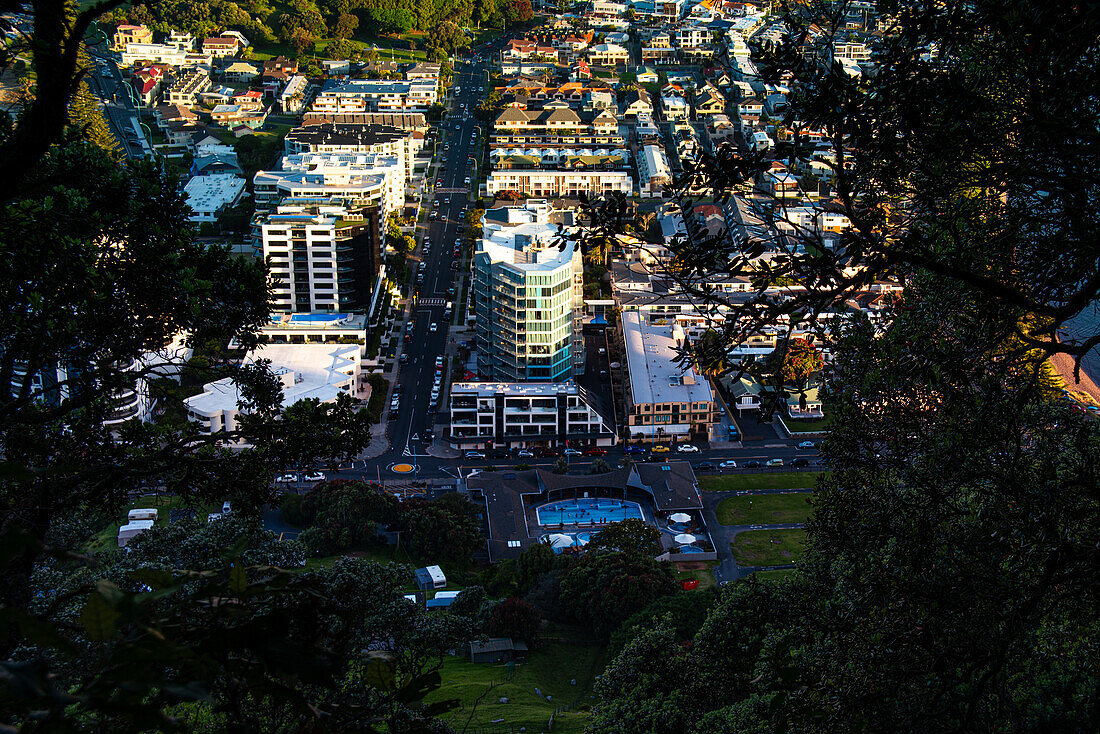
[232,89,264,109]
[131,64,165,106]
[503,39,537,60]
[202,36,240,58]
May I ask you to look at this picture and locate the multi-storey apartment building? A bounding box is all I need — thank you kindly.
[620,311,719,444]
[163,69,212,106]
[638,144,673,198]
[448,381,616,450]
[112,24,152,52]
[474,201,585,382]
[253,152,403,215]
[311,79,438,113]
[283,123,424,179]
[258,202,383,314]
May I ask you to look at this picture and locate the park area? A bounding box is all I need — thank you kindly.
[716,492,814,525]
[700,472,826,492]
[731,529,806,567]
[425,641,605,733]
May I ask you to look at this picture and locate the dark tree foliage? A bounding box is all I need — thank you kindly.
[580,1,1100,731]
[399,493,483,566]
[557,551,677,637]
[607,590,716,658]
[283,479,399,556]
[586,518,663,557]
[486,596,541,643]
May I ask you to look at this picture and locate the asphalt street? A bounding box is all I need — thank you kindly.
[85,43,150,159]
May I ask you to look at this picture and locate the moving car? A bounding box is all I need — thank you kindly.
[651,444,671,453]
[583,448,607,456]
[798,441,817,449]
[719,460,738,469]
[276,474,298,483]
[464,451,485,459]
[676,444,700,453]
[305,471,325,482]
[766,458,784,467]
[400,353,409,364]
[625,445,646,455]
[429,322,438,332]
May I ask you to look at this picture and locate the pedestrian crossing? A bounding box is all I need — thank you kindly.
[418,298,446,307]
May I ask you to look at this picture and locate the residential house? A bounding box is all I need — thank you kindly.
[223,61,259,83]
[153,103,197,130]
[694,86,726,115]
[660,85,689,120]
[634,66,659,84]
[163,69,212,107]
[130,64,165,107]
[211,103,267,129]
[638,144,672,197]
[166,31,194,51]
[622,88,654,118]
[278,75,310,114]
[642,31,678,65]
[232,89,264,110]
[202,36,240,58]
[112,24,152,53]
[405,62,441,81]
[587,43,630,67]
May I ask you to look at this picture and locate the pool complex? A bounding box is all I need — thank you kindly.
[537,498,643,526]
[540,531,593,551]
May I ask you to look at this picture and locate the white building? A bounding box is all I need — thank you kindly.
[259,203,384,314]
[184,173,246,223]
[620,311,718,443]
[485,168,633,198]
[253,152,403,215]
[474,200,585,382]
[185,343,360,435]
[638,144,672,197]
[311,79,438,113]
[283,123,424,180]
[120,43,211,69]
[278,75,310,114]
[448,381,616,449]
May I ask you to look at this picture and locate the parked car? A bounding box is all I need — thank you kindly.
[464,451,485,459]
[563,448,582,456]
[305,471,325,482]
[695,462,716,472]
[517,449,535,458]
[276,474,298,483]
[791,458,809,467]
[766,458,784,467]
[719,460,738,469]
[534,447,559,458]
[583,448,607,456]
[797,441,817,449]
[400,353,409,364]
[651,444,671,453]
[676,444,700,453]
[625,445,646,455]
[490,450,510,459]
[744,460,762,468]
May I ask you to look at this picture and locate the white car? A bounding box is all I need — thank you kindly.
[305,471,325,482]
[719,460,738,469]
[429,322,438,332]
[276,474,298,483]
[676,444,700,453]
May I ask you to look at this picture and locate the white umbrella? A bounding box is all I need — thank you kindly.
[669,512,691,523]
[548,533,573,548]
[674,533,697,545]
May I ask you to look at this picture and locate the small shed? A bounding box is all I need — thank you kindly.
[426,591,461,610]
[414,565,447,590]
[469,638,529,664]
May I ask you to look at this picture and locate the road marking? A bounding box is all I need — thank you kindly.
[419,298,446,306]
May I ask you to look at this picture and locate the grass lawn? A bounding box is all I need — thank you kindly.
[782,414,833,433]
[700,472,826,492]
[731,529,806,567]
[753,568,798,581]
[87,494,205,554]
[675,560,718,589]
[716,492,814,526]
[426,642,605,733]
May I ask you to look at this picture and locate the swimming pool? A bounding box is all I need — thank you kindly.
[537,498,643,526]
[540,531,593,552]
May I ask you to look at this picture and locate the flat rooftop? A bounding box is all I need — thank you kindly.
[621,310,714,407]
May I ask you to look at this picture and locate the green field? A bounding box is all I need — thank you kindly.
[87,494,204,554]
[700,472,826,492]
[716,492,814,525]
[731,529,806,567]
[675,560,719,589]
[782,414,833,432]
[425,642,605,733]
[752,568,798,581]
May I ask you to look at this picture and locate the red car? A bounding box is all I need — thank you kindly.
[534,447,559,458]
[583,448,607,456]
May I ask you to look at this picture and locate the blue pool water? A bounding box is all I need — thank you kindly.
[537,499,643,526]
[677,545,704,554]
